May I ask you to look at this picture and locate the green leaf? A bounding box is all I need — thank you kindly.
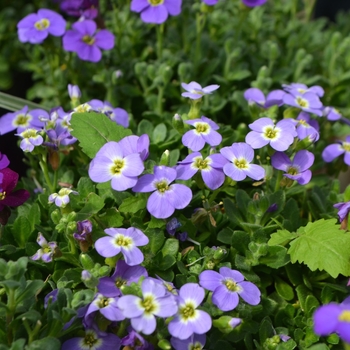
[152,123,167,143]
[274,277,294,301]
[16,280,45,303]
[119,196,146,213]
[148,216,166,229]
[98,208,123,227]
[26,337,61,350]
[217,227,234,244]
[76,193,105,221]
[145,228,165,255]
[77,177,95,198]
[268,229,296,246]
[259,245,290,268]
[70,112,132,158]
[288,219,350,278]
[12,216,32,248]
[0,91,45,112]
[137,119,154,137]
[162,239,179,257]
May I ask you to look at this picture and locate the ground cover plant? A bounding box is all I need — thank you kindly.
[1,0,350,349]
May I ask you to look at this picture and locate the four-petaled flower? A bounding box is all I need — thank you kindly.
[182,116,222,152]
[17,128,44,152]
[48,188,78,208]
[199,267,261,311]
[31,233,60,263]
[245,117,296,151]
[88,140,144,191]
[322,135,350,166]
[133,166,192,219]
[176,152,228,190]
[17,9,66,44]
[117,278,178,335]
[168,283,212,340]
[63,19,115,62]
[94,227,149,266]
[181,81,220,100]
[220,142,265,181]
[130,0,182,24]
[283,91,323,116]
[271,150,315,185]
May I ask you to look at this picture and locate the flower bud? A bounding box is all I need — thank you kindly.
[158,339,171,350]
[159,150,170,166]
[172,113,185,134]
[79,253,95,270]
[51,209,61,224]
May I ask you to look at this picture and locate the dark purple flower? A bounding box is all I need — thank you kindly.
[59,0,99,18]
[242,0,267,7]
[132,166,192,219]
[334,201,350,223]
[199,267,261,311]
[117,278,178,335]
[168,283,212,340]
[98,260,148,297]
[95,227,149,266]
[88,141,144,191]
[121,327,154,349]
[322,136,350,166]
[171,333,206,350]
[182,116,222,152]
[271,150,315,185]
[176,152,228,190]
[313,297,350,343]
[131,0,182,24]
[62,329,121,350]
[63,19,114,62]
[246,117,296,151]
[181,81,219,100]
[17,9,66,44]
[244,88,285,108]
[220,142,265,181]
[166,217,182,235]
[31,233,59,263]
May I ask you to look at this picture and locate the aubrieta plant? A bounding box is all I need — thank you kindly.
[2,0,350,349]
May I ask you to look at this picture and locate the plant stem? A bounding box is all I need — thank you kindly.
[156,24,164,60]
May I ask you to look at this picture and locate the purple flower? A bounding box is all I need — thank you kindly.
[245,117,296,151]
[118,135,150,161]
[242,0,267,7]
[199,267,261,311]
[121,327,154,349]
[229,317,242,328]
[293,112,319,142]
[88,99,129,128]
[0,106,46,135]
[313,297,350,343]
[94,227,149,266]
[98,260,148,297]
[322,136,350,166]
[85,293,125,322]
[63,19,114,62]
[133,166,192,219]
[31,233,59,263]
[0,153,10,170]
[334,201,350,223]
[202,0,218,5]
[324,106,342,121]
[48,188,78,207]
[283,92,323,116]
[130,0,182,24]
[17,9,66,44]
[220,142,265,181]
[171,333,206,350]
[283,83,324,98]
[44,289,59,308]
[176,152,228,190]
[62,329,121,350]
[59,0,98,18]
[166,217,182,235]
[117,278,178,335]
[17,129,44,152]
[182,116,222,152]
[73,220,92,242]
[271,150,315,185]
[88,141,144,191]
[181,81,220,100]
[68,84,81,100]
[168,283,211,340]
[244,88,285,108]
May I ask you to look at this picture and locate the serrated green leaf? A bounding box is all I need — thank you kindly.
[288,219,350,278]
[259,245,290,268]
[70,112,132,158]
[119,196,146,213]
[268,229,296,246]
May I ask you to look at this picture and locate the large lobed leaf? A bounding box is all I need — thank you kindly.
[70,112,132,158]
[288,219,350,278]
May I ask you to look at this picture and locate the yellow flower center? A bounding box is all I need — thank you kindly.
[82,35,96,45]
[83,332,100,347]
[155,180,169,193]
[195,122,209,134]
[190,344,203,350]
[180,303,196,320]
[140,296,157,314]
[98,297,110,308]
[264,127,278,139]
[34,18,50,30]
[115,278,126,288]
[287,166,299,175]
[58,188,72,196]
[296,97,309,108]
[21,129,37,138]
[14,114,30,127]
[339,310,350,322]
[298,119,307,125]
[234,159,248,169]
[149,0,164,5]
[74,104,91,113]
[115,235,132,247]
[224,278,240,292]
[194,157,210,170]
[0,192,6,200]
[342,142,350,152]
[111,159,125,175]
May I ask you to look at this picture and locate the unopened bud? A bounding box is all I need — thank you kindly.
[172,114,185,134]
[159,150,170,166]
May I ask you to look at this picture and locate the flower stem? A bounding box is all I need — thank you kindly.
[39,158,55,194]
[156,24,164,60]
